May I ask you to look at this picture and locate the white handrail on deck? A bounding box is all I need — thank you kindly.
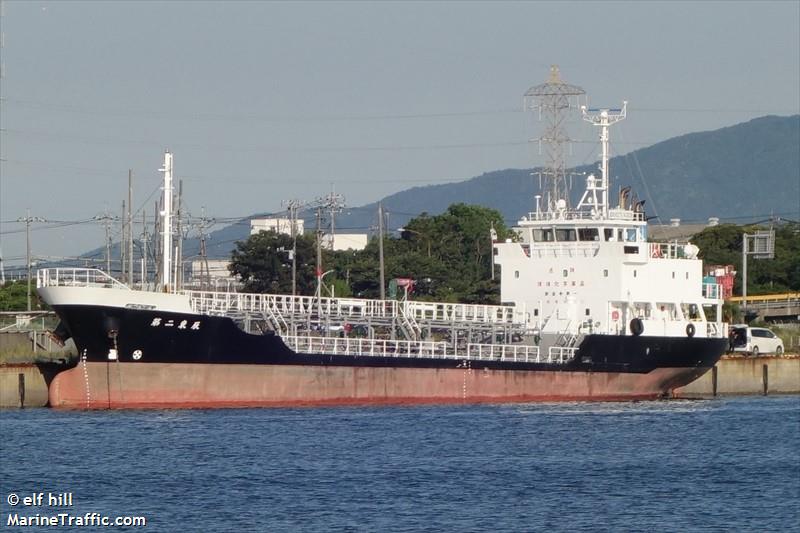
[37,268,129,290]
[280,335,567,364]
[185,290,523,326]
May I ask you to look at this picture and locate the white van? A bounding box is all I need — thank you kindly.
[729,325,785,356]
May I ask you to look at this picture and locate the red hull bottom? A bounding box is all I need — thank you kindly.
[48,362,711,409]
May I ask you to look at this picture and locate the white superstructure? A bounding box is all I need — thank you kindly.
[495,102,725,341]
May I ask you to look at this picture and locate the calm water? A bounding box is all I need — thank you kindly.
[1,397,799,532]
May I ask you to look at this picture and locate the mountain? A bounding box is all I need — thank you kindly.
[89,114,800,262]
[339,114,800,233]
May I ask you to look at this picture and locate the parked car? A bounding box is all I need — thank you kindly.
[729,325,785,356]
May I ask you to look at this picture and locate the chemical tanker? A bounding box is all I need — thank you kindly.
[37,68,728,408]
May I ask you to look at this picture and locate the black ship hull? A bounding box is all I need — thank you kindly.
[44,304,726,409]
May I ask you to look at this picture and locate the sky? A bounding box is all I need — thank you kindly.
[1,0,798,273]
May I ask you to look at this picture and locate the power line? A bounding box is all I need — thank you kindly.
[7,97,798,122]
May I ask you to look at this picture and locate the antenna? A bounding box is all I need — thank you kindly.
[524,65,586,213]
[580,102,627,219]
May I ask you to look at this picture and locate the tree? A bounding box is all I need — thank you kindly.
[228,204,512,304]
[344,204,510,303]
[0,281,42,312]
[229,231,318,294]
[692,222,800,295]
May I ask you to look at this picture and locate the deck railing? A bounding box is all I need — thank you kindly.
[186,290,523,326]
[281,336,569,364]
[648,242,696,260]
[466,343,542,362]
[548,346,578,363]
[282,336,450,358]
[37,268,129,290]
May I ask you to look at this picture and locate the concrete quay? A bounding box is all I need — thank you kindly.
[0,364,50,408]
[674,355,800,397]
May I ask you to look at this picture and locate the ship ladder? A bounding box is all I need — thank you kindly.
[554,322,575,347]
[264,307,288,336]
[398,304,422,341]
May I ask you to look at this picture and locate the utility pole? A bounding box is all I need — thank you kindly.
[17,209,46,312]
[318,188,345,250]
[315,207,323,301]
[378,202,385,300]
[153,200,161,288]
[175,179,183,291]
[128,169,134,285]
[195,207,214,290]
[283,199,301,297]
[121,200,126,281]
[93,210,116,275]
[140,209,148,288]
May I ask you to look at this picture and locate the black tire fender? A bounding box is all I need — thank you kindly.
[686,323,696,338]
[630,318,644,336]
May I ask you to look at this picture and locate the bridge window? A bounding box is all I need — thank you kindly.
[604,228,614,241]
[578,228,600,241]
[533,228,555,242]
[555,228,577,241]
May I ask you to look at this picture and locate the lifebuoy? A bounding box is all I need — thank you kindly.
[630,318,644,336]
[686,323,696,338]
